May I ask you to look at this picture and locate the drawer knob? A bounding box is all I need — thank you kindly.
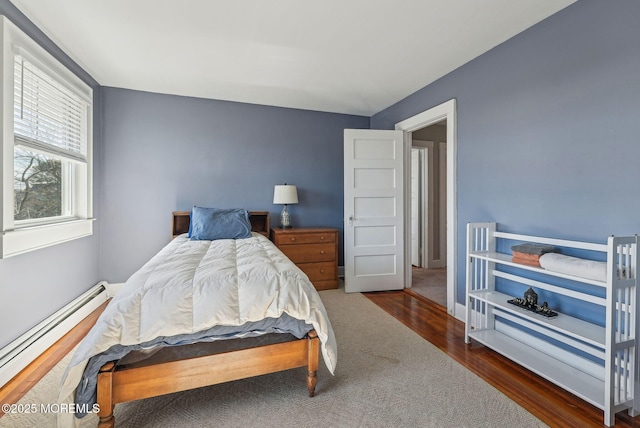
[320,268,325,273]
[290,237,296,242]
[320,250,325,254]
[320,236,325,240]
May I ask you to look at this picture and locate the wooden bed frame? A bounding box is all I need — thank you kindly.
[96,211,320,428]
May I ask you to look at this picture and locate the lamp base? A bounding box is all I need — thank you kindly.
[280,204,291,229]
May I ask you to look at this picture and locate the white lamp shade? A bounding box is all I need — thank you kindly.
[273,185,298,204]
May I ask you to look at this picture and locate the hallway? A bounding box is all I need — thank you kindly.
[410,266,447,307]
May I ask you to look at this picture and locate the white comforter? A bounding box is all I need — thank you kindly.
[58,232,337,426]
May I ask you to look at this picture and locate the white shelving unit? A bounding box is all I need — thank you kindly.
[465,222,639,426]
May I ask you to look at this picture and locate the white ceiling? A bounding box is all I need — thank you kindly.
[11,0,575,116]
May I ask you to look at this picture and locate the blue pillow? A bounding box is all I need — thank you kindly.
[188,207,252,240]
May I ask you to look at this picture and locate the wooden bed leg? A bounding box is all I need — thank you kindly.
[97,362,116,428]
[307,331,319,397]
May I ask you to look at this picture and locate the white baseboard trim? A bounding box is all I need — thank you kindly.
[104,282,125,298]
[454,302,466,322]
[0,281,108,388]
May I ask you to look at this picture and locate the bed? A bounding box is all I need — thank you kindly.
[58,209,337,428]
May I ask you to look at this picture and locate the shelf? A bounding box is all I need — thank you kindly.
[469,251,607,287]
[469,290,605,348]
[468,329,604,409]
[466,223,638,426]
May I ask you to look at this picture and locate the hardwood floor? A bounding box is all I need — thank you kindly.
[1,293,639,427]
[365,290,640,428]
[0,301,107,418]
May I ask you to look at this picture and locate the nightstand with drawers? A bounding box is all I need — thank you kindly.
[270,227,339,291]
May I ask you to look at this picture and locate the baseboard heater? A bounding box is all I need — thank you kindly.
[0,281,108,388]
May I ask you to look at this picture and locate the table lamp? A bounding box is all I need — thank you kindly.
[273,184,298,228]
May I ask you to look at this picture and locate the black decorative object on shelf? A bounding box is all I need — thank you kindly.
[524,286,538,306]
[507,286,558,318]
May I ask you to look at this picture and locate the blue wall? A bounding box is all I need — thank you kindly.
[4,0,638,351]
[100,88,368,281]
[0,1,102,349]
[372,0,640,304]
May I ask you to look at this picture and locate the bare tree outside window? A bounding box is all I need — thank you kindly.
[14,147,62,220]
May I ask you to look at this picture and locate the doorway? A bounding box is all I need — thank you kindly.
[410,123,447,307]
[396,99,459,320]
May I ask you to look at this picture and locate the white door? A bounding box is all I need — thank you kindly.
[344,129,404,293]
[410,148,420,267]
[438,142,447,267]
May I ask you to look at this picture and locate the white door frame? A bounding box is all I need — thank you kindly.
[410,147,426,268]
[395,99,461,320]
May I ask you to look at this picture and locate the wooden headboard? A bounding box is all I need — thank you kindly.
[171,211,270,239]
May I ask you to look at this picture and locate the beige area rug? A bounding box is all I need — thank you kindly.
[1,289,546,428]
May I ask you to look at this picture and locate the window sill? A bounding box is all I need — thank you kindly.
[1,219,94,258]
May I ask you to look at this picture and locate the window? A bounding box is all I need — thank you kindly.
[1,17,93,258]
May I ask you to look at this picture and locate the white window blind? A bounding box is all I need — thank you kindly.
[13,54,87,162]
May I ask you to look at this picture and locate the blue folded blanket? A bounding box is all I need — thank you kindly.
[511,243,557,256]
